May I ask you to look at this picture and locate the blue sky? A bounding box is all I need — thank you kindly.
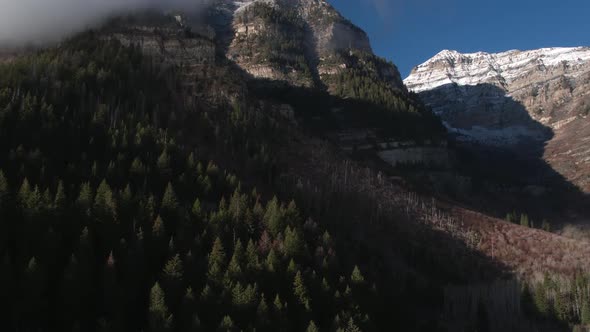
[328,0,590,78]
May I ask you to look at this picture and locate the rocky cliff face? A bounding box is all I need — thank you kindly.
[405,47,590,191]
[101,5,441,170]
[211,0,405,92]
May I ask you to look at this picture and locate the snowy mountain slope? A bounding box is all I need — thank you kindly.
[405,47,590,192]
[405,47,590,93]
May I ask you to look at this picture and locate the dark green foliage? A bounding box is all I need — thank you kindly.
[0,26,505,332]
[293,270,311,311]
[350,266,365,284]
[94,179,117,222]
[149,282,173,332]
[306,321,320,332]
[520,214,530,228]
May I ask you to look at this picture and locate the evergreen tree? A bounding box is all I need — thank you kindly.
[218,315,235,332]
[306,320,320,332]
[77,182,93,215]
[520,214,530,228]
[263,197,284,236]
[161,182,179,216]
[152,215,167,239]
[148,282,173,332]
[54,180,67,213]
[345,318,361,332]
[228,240,244,279]
[265,249,279,273]
[257,294,270,326]
[94,179,117,222]
[18,178,32,207]
[191,198,203,221]
[293,270,311,311]
[351,266,365,284]
[179,287,199,330]
[157,150,171,176]
[284,226,303,257]
[163,254,184,280]
[208,237,226,281]
[246,239,260,272]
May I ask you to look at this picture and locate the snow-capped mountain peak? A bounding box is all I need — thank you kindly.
[403,46,590,191]
[405,47,590,93]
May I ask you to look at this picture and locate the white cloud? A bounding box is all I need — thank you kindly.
[0,0,210,45]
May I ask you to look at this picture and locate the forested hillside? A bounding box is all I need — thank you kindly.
[2,6,590,332]
[0,32,443,331]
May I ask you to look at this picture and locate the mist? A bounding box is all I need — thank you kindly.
[0,0,211,46]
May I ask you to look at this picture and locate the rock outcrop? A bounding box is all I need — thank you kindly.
[211,0,405,92]
[405,47,590,191]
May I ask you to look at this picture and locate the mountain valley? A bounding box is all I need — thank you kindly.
[1,1,590,331]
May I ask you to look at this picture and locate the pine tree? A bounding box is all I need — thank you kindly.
[152,215,166,238]
[163,254,184,280]
[287,259,297,275]
[306,320,320,332]
[77,182,93,215]
[520,214,530,228]
[161,182,179,215]
[257,294,270,326]
[191,198,203,221]
[119,184,133,217]
[179,287,199,330]
[246,239,260,272]
[157,150,171,175]
[94,179,117,222]
[148,282,173,332]
[351,266,365,284]
[54,180,67,213]
[102,252,120,321]
[345,318,361,332]
[265,249,279,272]
[273,293,284,312]
[18,178,40,218]
[208,237,226,281]
[18,178,32,207]
[228,240,244,279]
[284,226,303,257]
[293,270,311,310]
[130,157,145,177]
[263,197,284,236]
[218,315,235,331]
[285,200,300,225]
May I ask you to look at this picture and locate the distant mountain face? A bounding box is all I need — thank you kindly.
[211,0,405,91]
[405,47,590,191]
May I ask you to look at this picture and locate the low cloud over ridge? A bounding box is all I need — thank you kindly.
[0,0,209,45]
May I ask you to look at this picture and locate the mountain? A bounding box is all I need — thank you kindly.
[212,0,405,92]
[405,47,590,192]
[2,3,590,332]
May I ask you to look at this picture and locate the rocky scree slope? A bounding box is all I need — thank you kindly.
[405,47,590,192]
